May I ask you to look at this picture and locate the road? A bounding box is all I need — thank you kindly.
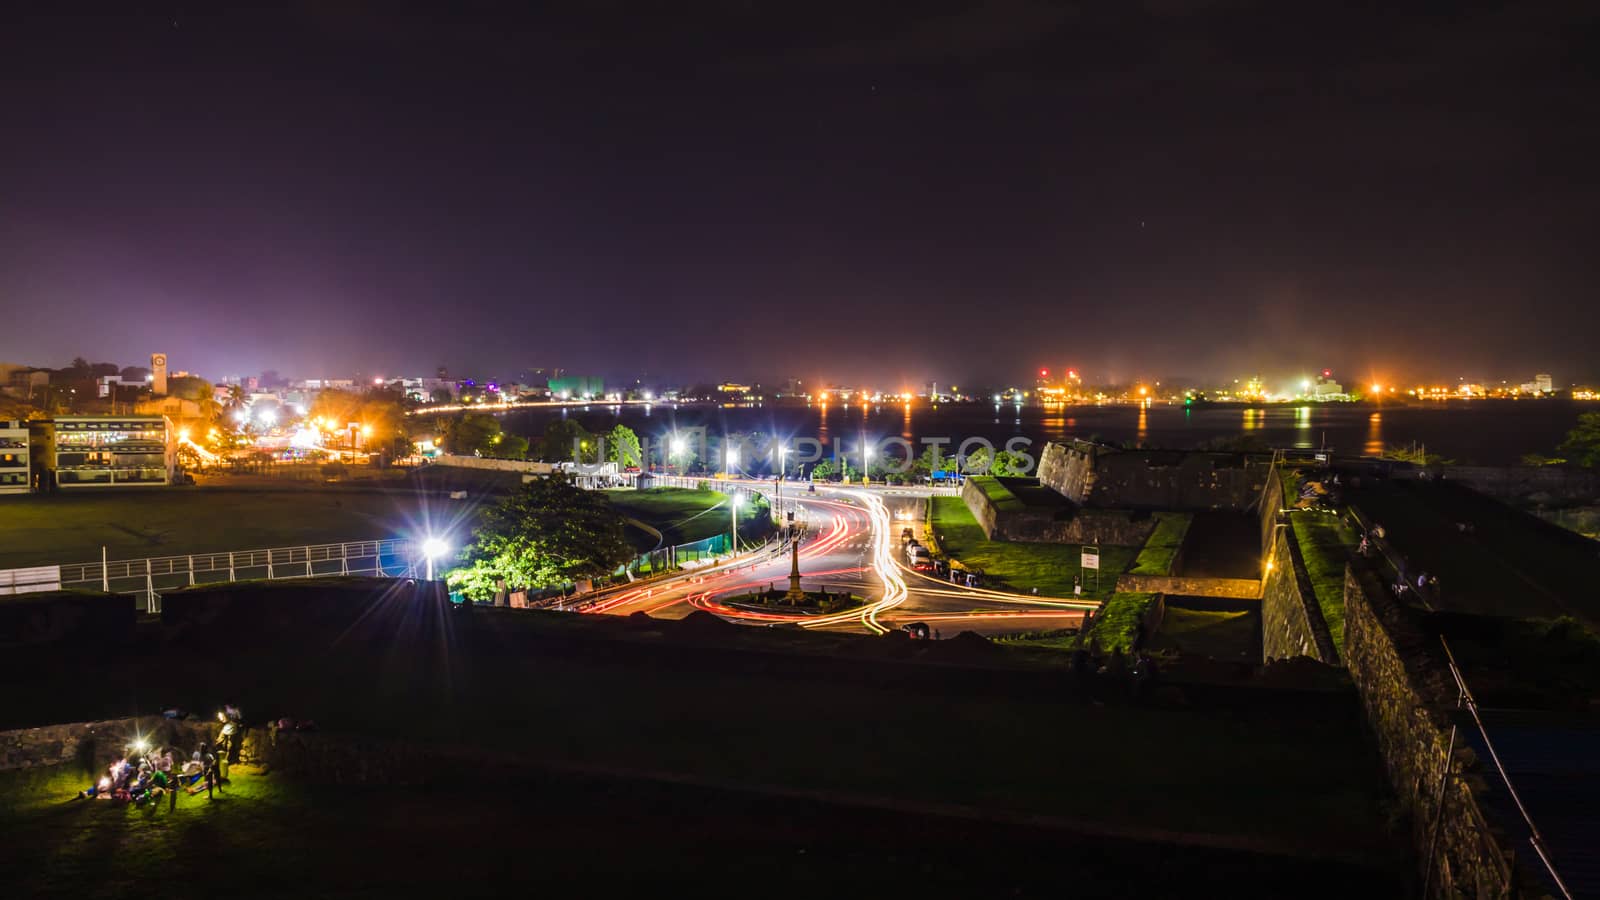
[586,482,1097,637]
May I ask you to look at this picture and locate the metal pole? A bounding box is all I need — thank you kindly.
[228,551,235,582]
[188,555,195,586]
[102,546,109,592]
[305,545,313,578]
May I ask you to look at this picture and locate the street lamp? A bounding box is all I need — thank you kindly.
[421,537,449,581]
[726,444,740,475]
[729,494,745,553]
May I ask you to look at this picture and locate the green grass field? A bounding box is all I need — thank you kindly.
[0,754,1395,898]
[1082,591,1158,653]
[966,475,1025,511]
[1130,512,1193,575]
[603,487,772,553]
[929,496,1135,598]
[1289,513,1361,652]
[0,606,1400,876]
[1149,606,1262,661]
[0,488,443,569]
[603,487,730,545]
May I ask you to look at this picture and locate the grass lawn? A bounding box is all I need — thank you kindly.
[1082,591,1157,653]
[0,759,1394,898]
[0,607,1401,873]
[1150,606,1262,661]
[993,628,1081,650]
[1131,512,1193,575]
[603,487,771,551]
[0,487,451,569]
[1354,480,1600,627]
[1290,512,1360,652]
[966,475,1024,512]
[929,497,1136,598]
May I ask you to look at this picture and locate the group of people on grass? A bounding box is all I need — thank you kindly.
[75,705,244,807]
[76,741,223,808]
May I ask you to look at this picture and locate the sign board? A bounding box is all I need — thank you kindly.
[0,565,62,595]
[1080,546,1100,571]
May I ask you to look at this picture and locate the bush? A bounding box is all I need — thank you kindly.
[320,462,349,479]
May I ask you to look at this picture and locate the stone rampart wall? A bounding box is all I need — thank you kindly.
[1113,573,1261,599]
[1441,464,1600,506]
[1342,564,1519,897]
[960,479,1156,545]
[1038,441,1275,512]
[1260,522,1339,664]
[1,716,215,771]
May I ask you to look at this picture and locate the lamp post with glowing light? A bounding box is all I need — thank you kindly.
[669,433,688,474]
[729,494,745,554]
[421,537,449,581]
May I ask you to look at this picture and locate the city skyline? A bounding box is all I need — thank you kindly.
[3,5,1599,383]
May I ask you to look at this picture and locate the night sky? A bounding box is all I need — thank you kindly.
[3,3,1598,387]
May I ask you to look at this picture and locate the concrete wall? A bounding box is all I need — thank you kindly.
[1341,564,1519,898]
[1260,523,1339,664]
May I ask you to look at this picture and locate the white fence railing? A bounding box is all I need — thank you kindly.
[56,539,420,613]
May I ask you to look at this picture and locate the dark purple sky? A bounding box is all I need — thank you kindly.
[3,3,1598,388]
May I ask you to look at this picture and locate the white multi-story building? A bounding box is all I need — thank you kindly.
[41,416,175,488]
[0,420,29,494]
[1519,374,1555,394]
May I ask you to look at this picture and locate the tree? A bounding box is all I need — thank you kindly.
[166,376,222,426]
[1558,412,1600,468]
[606,424,643,469]
[494,433,530,459]
[907,444,946,482]
[962,446,993,475]
[443,413,501,455]
[539,419,592,462]
[1383,443,1453,466]
[991,450,1029,477]
[810,458,837,481]
[429,386,453,405]
[447,474,634,600]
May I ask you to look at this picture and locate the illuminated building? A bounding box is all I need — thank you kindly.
[0,420,29,494]
[34,416,175,489]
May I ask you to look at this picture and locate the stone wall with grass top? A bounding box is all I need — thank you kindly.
[1341,563,1523,898]
[1260,521,1339,664]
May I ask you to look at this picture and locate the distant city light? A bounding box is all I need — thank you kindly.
[257,408,277,425]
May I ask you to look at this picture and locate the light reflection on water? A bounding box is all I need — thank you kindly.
[499,400,1581,466]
